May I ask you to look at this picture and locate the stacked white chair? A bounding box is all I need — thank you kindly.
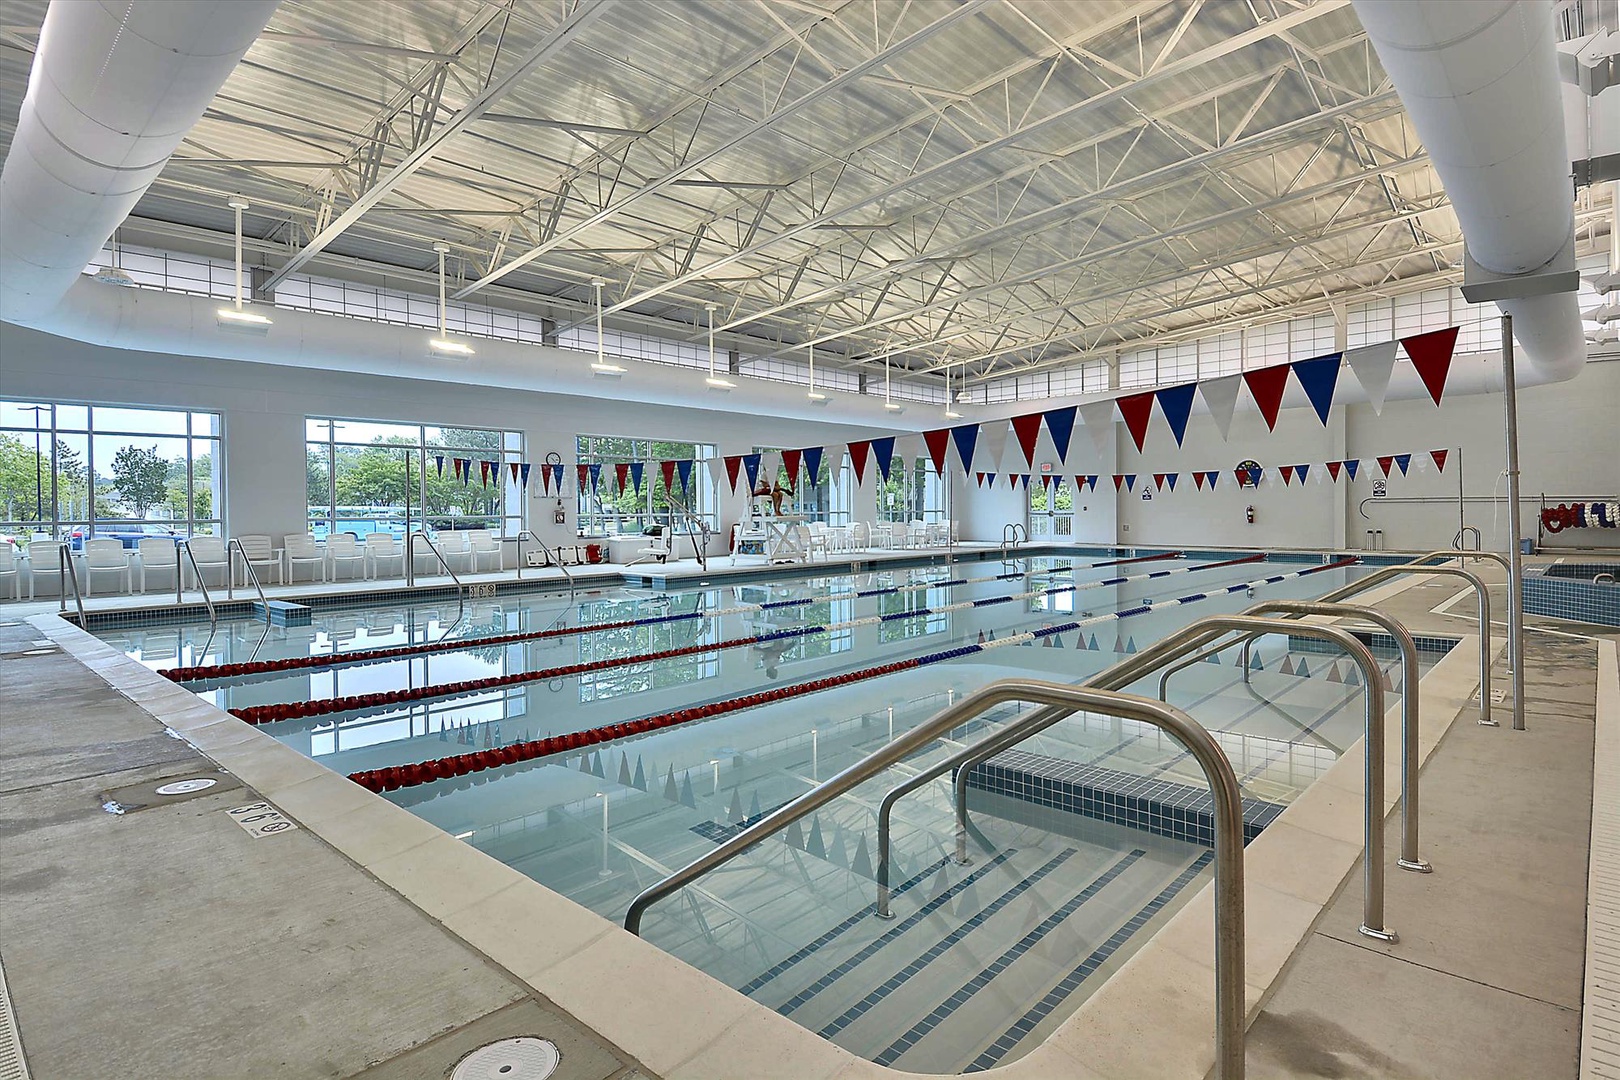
[82,538,132,596]
[137,537,180,594]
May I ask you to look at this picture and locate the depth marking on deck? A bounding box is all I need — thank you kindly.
[224,802,299,838]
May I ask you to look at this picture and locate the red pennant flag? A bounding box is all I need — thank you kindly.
[1153,473,1167,491]
[975,472,985,487]
[614,462,630,492]
[848,440,871,485]
[1377,455,1395,478]
[723,455,742,493]
[1327,460,1343,482]
[1115,392,1156,452]
[1112,474,1127,492]
[575,463,589,491]
[509,461,520,483]
[923,429,952,475]
[1040,474,1052,489]
[1402,326,1460,406]
[1280,464,1295,485]
[1430,448,1449,473]
[659,460,677,492]
[1243,365,1291,431]
[781,448,802,483]
[1010,413,1044,466]
[1193,471,1206,491]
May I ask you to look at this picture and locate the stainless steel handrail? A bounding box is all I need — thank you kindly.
[1453,526,1482,551]
[1154,638,1340,753]
[226,539,271,624]
[179,539,218,630]
[890,616,1392,942]
[623,678,1249,1080]
[1224,600,1429,874]
[405,529,464,592]
[515,529,574,591]
[1413,548,1520,723]
[57,544,86,626]
[1269,561,1500,727]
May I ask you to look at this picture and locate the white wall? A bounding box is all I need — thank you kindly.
[0,323,895,552]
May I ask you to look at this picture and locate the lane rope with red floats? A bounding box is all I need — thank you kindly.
[347,556,1356,794]
[161,552,1182,685]
[233,554,1258,726]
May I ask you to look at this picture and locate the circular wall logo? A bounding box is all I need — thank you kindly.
[1235,459,1263,488]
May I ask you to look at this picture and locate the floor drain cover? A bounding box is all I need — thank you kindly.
[450,1037,560,1080]
[155,778,218,796]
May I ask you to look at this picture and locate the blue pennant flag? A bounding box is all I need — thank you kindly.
[628,461,644,495]
[950,424,979,475]
[1343,458,1360,480]
[742,452,762,492]
[1296,463,1310,483]
[986,473,996,487]
[1206,470,1219,490]
[1164,472,1178,491]
[1393,453,1411,476]
[1124,474,1136,492]
[1154,384,1198,446]
[550,462,564,492]
[587,462,602,494]
[802,445,824,484]
[519,462,531,488]
[1292,353,1343,426]
[675,458,694,495]
[434,454,445,477]
[1042,406,1078,461]
[871,436,896,482]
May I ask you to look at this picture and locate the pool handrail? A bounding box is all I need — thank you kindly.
[178,539,218,629]
[515,529,574,593]
[57,543,86,627]
[405,529,464,594]
[878,615,1391,943]
[623,678,1250,1080]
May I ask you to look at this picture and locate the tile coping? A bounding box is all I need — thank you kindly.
[30,569,1488,1080]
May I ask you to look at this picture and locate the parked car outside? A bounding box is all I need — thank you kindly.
[68,524,182,550]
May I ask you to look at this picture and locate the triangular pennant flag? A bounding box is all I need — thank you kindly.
[1040,473,1053,489]
[761,450,783,486]
[1164,472,1178,491]
[802,445,824,483]
[1346,341,1397,415]
[1280,465,1296,485]
[1010,413,1044,466]
[1043,406,1078,462]
[588,462,602,494]
[1377,455,1395,478]
[1243,365,1291,431]
[509,461,521,484]
[576,463,590,493]
[977,420,1011,472]
[705,456,726,493]
[1077,401,1114,458]
[1154,473,1168,491]
[1124,474,1137,492]
[985,473,996,488]
[1393,453,1411,476]
[1280,655,1295,676]
[1116,391,1156,452]
[923,428,952,475]
[848,441,870,485]
[1113,474,1127,492]
[1296,463,1310,483]
[519,462,531,489]
[1014,473,1028,490]
[781,448,802,484]
[1155,383,1197,446]
[480,460,492,487]
[1085,474,1100,491]
[660,459,677,493]
[628,461,644,495]
[976,472,986,487]
[742,452,762,491]
[434,454,445,477]
[724,455,742,493]
[1193,471,1206,491]
[1343,458,1360,481]
[1402,326,1460,405]
[675,458,694,496]
[950,424,979,476]
[871,436,897,483]
[1197,373,1242,442]
[1430,448,1449,473]
[1292,353,1342,425]
[1326,460,1343,482]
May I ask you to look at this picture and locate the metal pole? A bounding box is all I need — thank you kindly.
[598,792,612,877]
[1456,444,1465,547]
[1501,314,1527,731]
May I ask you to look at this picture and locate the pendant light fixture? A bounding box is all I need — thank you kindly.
[944,362,963,420]
[806,343,828,404]
[428,241,473,356]
[216,197,272,327]
[883,355,904,413]
[704,303,734,389]
[590,277,626,376]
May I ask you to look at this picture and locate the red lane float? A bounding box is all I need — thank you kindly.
[347,658,922,793]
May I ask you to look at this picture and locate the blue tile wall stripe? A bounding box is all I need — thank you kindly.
[965,850,1217,1072]
[872,848,1148,1066]
[816,847,1080,1039]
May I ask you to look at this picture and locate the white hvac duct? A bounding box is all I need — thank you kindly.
[0,0,279,325]
[1353,0,1587,381]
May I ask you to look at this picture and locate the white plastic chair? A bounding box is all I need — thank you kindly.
[908,521,928,549]
[28,541,73,599]
[283,533,327,583]
[233,535,283,586]
[185,537,230,589]
[326,534,367,581]
[849,522,867,551]
[436,532,474,572]
[467,529,502,573]
[82,538,131,596]
[806,522,829,560]
[633,534,671,565]
[0,543,25,601]
[137,537,179,594]
[364,533,404,580]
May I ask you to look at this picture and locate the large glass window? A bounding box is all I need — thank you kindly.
[876,457,946,523]
[1028,476,1075,540]
[306,418,524,541]
[1,401,222,550]
[575,435,717,536]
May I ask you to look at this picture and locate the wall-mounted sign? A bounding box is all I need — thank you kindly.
[1040,462,1053,474]
[1372,479,1388,499]
[1235,459,1263,488]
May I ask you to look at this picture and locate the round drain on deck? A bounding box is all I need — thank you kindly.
[155,778,218,796]
[450,1038,560,1080]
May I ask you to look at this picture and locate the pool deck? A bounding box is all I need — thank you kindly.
[0,556,1614,1079]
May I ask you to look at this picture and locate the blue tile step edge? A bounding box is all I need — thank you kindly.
[1524,574,1620,628]
[962,748,1285,848]
[254,600,312,626]
[1287,629,1458,658]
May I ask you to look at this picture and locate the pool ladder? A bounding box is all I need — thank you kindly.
[999,521,1027,561]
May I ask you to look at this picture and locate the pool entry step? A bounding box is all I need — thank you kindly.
[253,600,311,625]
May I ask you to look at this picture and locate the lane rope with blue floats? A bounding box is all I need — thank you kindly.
[347,556,1357,793]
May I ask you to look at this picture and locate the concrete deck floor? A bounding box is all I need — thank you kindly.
[0,560,1613,1079]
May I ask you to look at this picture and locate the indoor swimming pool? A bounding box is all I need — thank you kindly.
[96,548,1445,1072]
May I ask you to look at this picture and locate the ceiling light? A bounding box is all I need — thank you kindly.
[705,375,736,390]
[591,361,626,377]
[217,196,271,329]
[427,241,473,357]
[805,343,827,404]
[216,306,272,327]
[430,338,475,357]
[704,301,732,390]
[884,401,906,413]
[589,277,625,378]
[944,407,963,420]
[807,390,828,403]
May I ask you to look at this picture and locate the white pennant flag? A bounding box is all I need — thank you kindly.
[1077,401,1114,458]
[705,456,727,493]
[976,420,1011,472]
[1198,373,1242,441]
[896,433,925,469]
[761,450,783,484]
[1346,341,1397,415]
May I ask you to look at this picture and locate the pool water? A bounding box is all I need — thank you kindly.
[99,549,1432,1071]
